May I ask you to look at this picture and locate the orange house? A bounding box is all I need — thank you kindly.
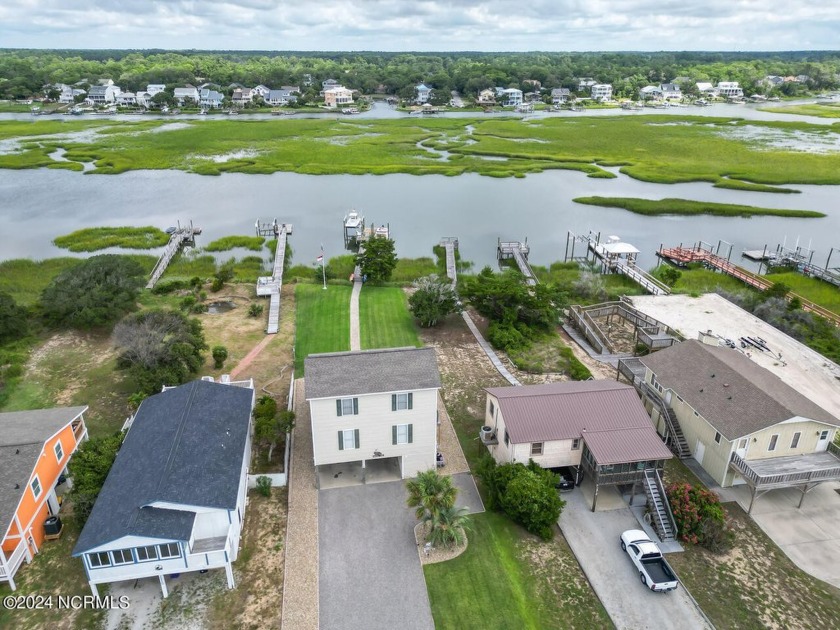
[1,406,88,590]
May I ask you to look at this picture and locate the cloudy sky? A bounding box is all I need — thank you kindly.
[1,1,839,51]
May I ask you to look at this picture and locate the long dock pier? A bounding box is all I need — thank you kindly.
[440,237,459,288]
[497,239,537,285]
[658,244,840,327]
[256,222,292,334]
[146,223,201,289]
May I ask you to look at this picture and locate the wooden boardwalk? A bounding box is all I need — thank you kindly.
[658,245,840,327]
[146,224,201,289]
[440,237,458,288]
[256,223,291,334]
[497,240,537,285]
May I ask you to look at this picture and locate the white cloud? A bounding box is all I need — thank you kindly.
[0,0,839,50]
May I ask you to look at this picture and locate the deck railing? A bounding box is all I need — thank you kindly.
[730,451,840,487]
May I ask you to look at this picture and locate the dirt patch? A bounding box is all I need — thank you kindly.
[557,328,616,380]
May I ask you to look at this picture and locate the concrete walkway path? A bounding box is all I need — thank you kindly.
[350,269,362,351]
[461,311,520,385]
[280,380,319,630]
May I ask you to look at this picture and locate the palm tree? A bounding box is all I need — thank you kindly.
[406,469,457,520]
[424,506,472,549]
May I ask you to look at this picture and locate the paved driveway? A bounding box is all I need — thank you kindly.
[319,481,434,630]
[559,489,711,630]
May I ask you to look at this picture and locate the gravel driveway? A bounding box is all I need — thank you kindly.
[559,489,711,630]
[319,480,434,630]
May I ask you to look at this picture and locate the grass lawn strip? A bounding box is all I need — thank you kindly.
[573,196,824,218]
[763,271,840,315]
[294,283,351,372]
[358,286,421,350]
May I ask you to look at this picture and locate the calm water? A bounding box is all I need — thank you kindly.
[1,165,837,272]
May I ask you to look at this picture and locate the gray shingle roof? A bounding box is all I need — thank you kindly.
[0,407,87,539]
[73,380,253,555]
[305,347,440,400]
[486,381,671,464]
[639,340,840,440]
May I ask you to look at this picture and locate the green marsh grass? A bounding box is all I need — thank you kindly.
[205,235,266,252]
[53,226,170,252]
[0,258,83,306]
[758,103,840,119]
[358,287,421,350]
[294,284,351,372]
[573,196,824,218]
[713,179,800,193]
[763,271,840,315]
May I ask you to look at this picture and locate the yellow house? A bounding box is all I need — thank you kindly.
[638,337,840,511]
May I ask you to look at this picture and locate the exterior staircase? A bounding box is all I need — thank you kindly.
[641,383,691,459]
[644,469,677,543]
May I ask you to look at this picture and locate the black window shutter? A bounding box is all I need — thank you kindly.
[391,394,397,411]
[354,429,360,449]
[392,425,397,445]
[408,393,413,410]
[408,424,413,443]
[353,398,359,415]
[338,431,344,450]
[336,400,342,416]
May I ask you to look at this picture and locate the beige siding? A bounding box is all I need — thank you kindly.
[511,439,583,468]
[485,395,513,464]
[309,388,438,477]
[746,419,836,461]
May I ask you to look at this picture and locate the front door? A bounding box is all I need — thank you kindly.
[664,391,672,406]
[694,440,706,465]
[736,438,749,458]
[817,430,830,452]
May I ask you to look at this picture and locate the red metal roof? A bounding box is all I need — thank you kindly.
[486,381,672,464]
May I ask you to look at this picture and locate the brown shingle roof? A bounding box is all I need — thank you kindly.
[486,381,671,464]
[639,340,840,440]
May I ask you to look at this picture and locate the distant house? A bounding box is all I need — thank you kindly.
[1,406,88,590]
[477,88,496,104]
[72,378,255,598]
[232,88,255,106]
[578,77,597,91]
[146,84,166,96]
[199,89,224,109]
[134,92,152,108]
[590,84,613,101]
[252,85,271,99]
[764,75,784,88]
[500,88,523,107]
[482,381,672,511]
[173,86,199,105]
[696,82,717,97]
[305,347,441,484]
[52,84,85,103]
[266,88,298,106]
[415,83,432,104]
[320,79,341,96]
[716,81,743,98]
[323,86,354,108]
[116,92,137,106]
[550,88,571,104]
[522,79,541,91]
[660,83,681,100]
[640,85,662,100]
[635,337,840,508]
[87,84,121,104]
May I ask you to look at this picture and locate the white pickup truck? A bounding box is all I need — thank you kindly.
[620,529,679,592]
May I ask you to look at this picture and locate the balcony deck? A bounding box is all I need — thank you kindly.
[191,536,228,554]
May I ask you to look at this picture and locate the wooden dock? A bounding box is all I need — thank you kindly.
[586,234,670,296]
[658,244,840,327]
[440,237,459,288]
[146,224,201,289]
[256,223,292,334]
[497,239,537,285]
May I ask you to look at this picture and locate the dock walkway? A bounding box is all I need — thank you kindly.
[146,225,200,289]
[256,224,291,334]
[440,237,458,289]
[497,240,537,285]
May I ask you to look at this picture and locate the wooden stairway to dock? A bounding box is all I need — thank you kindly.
[146,225,200,289]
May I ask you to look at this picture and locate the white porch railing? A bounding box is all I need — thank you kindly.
[0,539,28,586]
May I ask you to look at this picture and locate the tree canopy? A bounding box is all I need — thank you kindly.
[356,237,398,282]
[40,254,145,329]
[408,275,458,327]
[113,308,207,394]
[0,291,28,343]
[67,431,124,525]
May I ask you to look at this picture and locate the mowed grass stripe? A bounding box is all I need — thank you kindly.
[358,286,421,350]
[294,284,351,372]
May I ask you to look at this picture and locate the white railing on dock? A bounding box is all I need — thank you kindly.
[613,260,670,296]
[440,237,459,288]
[263,225,289,334]
[146,226,200,289]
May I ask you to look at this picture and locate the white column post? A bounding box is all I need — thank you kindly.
[159,574,169,598]
[90,582,99,597]
[225,562,235,589]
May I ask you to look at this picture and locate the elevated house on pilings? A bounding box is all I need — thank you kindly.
[633,334,840,513]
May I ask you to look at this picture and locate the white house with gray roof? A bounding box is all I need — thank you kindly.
[305,347,441,484]
[72,378,255,598]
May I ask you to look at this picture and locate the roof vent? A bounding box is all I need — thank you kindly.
[724,383,729,388]
[710,373,715,378]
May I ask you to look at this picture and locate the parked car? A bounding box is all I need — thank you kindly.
[549,466,576,491]
[620,529,679,592]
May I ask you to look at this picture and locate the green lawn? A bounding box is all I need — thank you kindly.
[294,283,351,372]
[359,286,421,350]
[764,271,840,315]
[425,512,612,630]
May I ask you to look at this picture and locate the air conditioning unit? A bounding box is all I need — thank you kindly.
[201,376,215,382]
[480,426,494,442]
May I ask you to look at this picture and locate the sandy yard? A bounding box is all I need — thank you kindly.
[629,293,840,418]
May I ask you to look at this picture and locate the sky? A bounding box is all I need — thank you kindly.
[1,1,839,51]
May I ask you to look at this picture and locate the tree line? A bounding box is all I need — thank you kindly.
[1,49,839,101]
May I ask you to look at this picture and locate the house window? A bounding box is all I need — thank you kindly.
[531,442,543,456]
[338,429,360,450]
[392,393,413,411]
[571,438,581,451]
[111,549,133,565]
[768,434,779,451]
[790,432,801,449]
[820,430,829,441]
[31,475,42,500]
[336,398,358,416]
[158,543,180,559]
[392,424,413,445]
[88,552,111,568]
[54,440,64,463]
[504,430,509,446]
[489,401,495,417]
[136,545,159,562]
[738,438,748,450]
[714,432,722,444]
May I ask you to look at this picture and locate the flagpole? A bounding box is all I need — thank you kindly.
[321,244,327,290]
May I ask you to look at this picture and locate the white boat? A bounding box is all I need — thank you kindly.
[344,211,363,230]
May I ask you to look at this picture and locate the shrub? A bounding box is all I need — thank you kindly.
[666,482,733,551]
[256,475,272,497]
[191,303,208,314]
[152,279,188,294]
[212,345,228,368]
[210,277,224,292]
[189,276,203,289]
[248,303,265,317]
[0,292,28,343]
[487,321,529,353]
[179,295,197,312]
